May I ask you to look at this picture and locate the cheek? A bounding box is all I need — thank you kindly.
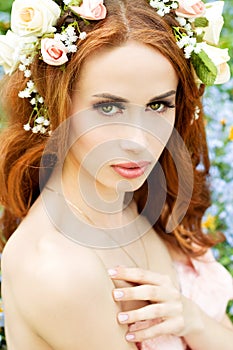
[69,126,114,167]
[146,120,174,159]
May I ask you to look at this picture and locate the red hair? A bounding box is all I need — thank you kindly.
[0,0,224,253]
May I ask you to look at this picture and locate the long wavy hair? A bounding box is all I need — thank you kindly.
[0,0,224,253]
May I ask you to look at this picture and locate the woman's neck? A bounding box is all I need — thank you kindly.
[51,153,134,229]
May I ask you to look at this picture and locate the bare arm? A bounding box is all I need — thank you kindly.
[18,248,138,350]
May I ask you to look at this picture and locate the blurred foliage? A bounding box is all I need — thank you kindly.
[0,1,13,13]
[0,1,232,348]
[200,0,233,322]
[0,0,11,35]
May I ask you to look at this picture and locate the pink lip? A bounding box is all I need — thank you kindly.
[111,161,151,179]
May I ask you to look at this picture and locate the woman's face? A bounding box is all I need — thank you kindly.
[68,41,178,196]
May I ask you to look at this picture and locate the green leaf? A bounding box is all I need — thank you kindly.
[0,0,13,13]
[194,17,209,28]
[191,50,217,85]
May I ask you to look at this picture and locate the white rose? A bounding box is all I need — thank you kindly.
[11,0,61,37]
[202,43,231,84]
[0,30,36,74]
[0,30,25,74]
[202,1,224,45]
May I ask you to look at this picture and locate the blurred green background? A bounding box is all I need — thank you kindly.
[0,0,233,348]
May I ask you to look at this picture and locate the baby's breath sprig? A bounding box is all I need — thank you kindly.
[149,0,178,16]
[19,80,50,134]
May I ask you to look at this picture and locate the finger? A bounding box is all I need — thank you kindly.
[125,316,185,342]
[108,266,171,286]
[117,302,183,325]
[113,284,180,303]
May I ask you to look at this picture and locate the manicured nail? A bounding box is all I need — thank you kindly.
[113,290,124,299]
[108,268,117,276]
[126,333,135,341]
[118,313,129,322]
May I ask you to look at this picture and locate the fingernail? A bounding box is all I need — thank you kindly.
[113,290,124,299]
[126,333,135,341]
[108,268,117,276]
[118,313,129,322]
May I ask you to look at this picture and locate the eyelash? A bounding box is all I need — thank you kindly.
[92,100,175,117]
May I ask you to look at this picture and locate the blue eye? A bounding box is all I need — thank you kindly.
[93,101,126,116]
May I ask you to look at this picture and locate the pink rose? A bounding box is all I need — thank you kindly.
[176,0,205,18]
[70,0,107,20]
[41,38,68,66]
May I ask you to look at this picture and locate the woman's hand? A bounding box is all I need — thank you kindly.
[108,266,203,343]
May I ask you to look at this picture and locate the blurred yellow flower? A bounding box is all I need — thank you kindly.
[202,214,217,231]
[229,126,233,141]
[220,118,226,126]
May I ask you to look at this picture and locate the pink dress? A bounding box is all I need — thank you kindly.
[133,249,233,350]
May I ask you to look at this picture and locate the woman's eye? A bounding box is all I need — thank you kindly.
[93,102,125,116]
[149,102,165,112]
[147,101,175,114]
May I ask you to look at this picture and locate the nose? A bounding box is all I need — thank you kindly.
[119,126,148,154]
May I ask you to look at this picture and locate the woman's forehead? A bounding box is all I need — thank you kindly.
[74,41,178,103]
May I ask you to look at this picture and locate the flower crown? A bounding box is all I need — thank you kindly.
[0,0,230,134]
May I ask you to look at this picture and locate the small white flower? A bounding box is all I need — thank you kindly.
[185,23,192,32]
[79,32,87,40]
[70,35,78,43]
[19,64,26,71]
[177,40,185,49]
[176,17,186,26]
[157,9,165,17]
[30,98,36,105]
[18,89,31,98]
[194,43,203,54]
[35,116,45,124]
[194,106,200,120]
[27,80,35,89]
[68,45,77,53]
[23,123,31,131]
[32,125,42,134]
[196,27,204,36]
[177,36,190,49]
[18,91,25,98]
[63,0,71,5]
[20,55,31,66]
[66,26,76,36]
[164,6,170,15]
[54,33,62,41]
[38,96,44,104]
[40,127,47,134]
[60,33,68,42]
[171,2,178,9]
[189,37,197,46]
[187,31,194,38]
[43,119,50,126]
[24,70,31,78]
[184,45,194,59]
[150,0,159,9]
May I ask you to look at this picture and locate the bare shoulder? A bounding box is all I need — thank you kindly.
[1,198,136,350]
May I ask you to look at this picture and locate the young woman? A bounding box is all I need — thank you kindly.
[0,0,232,349]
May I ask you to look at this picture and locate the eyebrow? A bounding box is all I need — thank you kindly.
[92,90,176,103]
